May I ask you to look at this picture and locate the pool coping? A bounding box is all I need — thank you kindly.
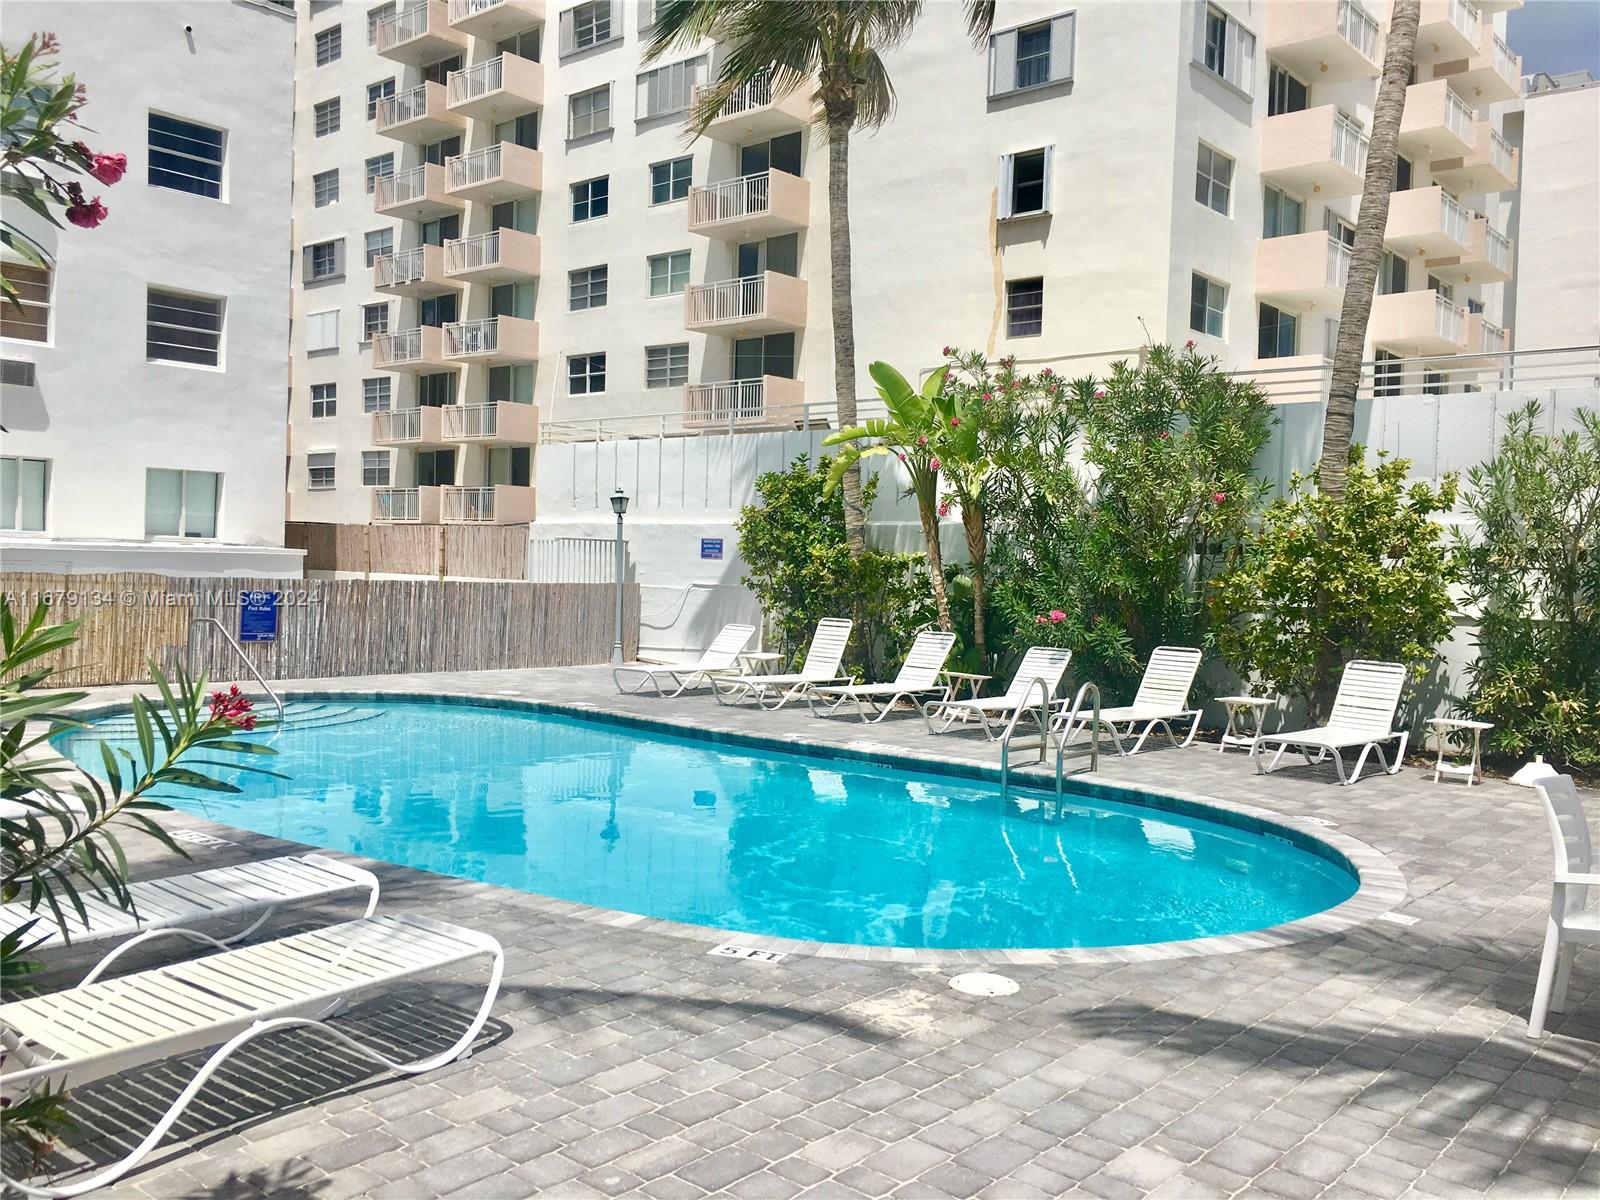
[62,686,1409,968]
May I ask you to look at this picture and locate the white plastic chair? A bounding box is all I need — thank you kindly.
[611,623,756,697]
[1528,775,1598,1037]
[1252,660,1410,785]
[1054,646,1204,755]
[713,618,855,709]
[921,647,1072,739]
[807,630,958,723]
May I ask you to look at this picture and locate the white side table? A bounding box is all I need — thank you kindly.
[1428,718,1493,786]
[739,651,784,675]
[1217,694,1276,753]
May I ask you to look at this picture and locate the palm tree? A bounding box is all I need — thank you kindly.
[645,1,994,556]
[1316,0,1420,499]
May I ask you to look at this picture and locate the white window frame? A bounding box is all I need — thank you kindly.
[0,258,51,343]
[364,228,394,268]
[647,250,690,298]
[361,302,390,343]
[650,156,692,205]
[314,23,342,67]
[362,451,392,487]
[560,1,617,55]
[147,110,226,201]
[363,376,392,413]
[0,456,49,532]
[367,77,396,121]
[146,287,224,368]
[569,265,609,311]
[1190,272,1226,339]
[1005,277,1044,338]
[311,382,337,419]
[365,153,395,194]
[645,343,688,389]
[367,2,395,45]
[313,97,341,137]
[312,168,340,208]
[568,84,613,139]
[571,174,609,222]
[996,146,1054,220]
[144,468,220,539]
[568,352,606,396]
[1195,143,1233,215]
[304,238,344,283]
[636,56,706,121]
[306,308,339,353]
[306,453,336,492]
[987,11,1075,98]
[1195,5,1257,97]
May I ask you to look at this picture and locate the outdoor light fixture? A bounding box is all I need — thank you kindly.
[611,488,629,666]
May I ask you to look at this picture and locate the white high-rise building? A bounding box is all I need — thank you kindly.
[1,0,301,576]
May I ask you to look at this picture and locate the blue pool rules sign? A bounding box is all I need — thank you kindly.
[238,591,280,643]
[700,537,724,560]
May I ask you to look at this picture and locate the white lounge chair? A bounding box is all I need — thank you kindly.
[611,623,756,697]
[1055,646,1205,755]
[1251,660,1410,785]
[0,913,503,1198]
[920,647,1073,739]
[1528,775,1598,1037]
[807,630,958,723]
[713,618,855,709]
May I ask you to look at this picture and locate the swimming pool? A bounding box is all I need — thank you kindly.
[60,698,1359,952]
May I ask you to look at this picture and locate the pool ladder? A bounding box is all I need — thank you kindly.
[186,617,286,726]
[999,680,1102,811]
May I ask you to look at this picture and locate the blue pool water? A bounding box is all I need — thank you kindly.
[59,699,1358,950]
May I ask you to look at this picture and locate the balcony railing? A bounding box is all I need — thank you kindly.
[374,4,430,52]
[374,487,421,522]
[1444,86,1474,145]
[448,55,509,106]
[374,165,429,210]
[686,275,767,324]
[1439,190,1470,246]
[1446,0,1479,42]
[1488,129,1515,178]
[1480,320,1507,355]
[445,231,503,274]
[377,84,431,128]
[374,409,425,442]
[1337,0,1379,59]
[1327,237,1353,288]
[690,172,777,225]
[374,247,428,289]
[444,317,501,356]
[443,486,497,523]
[1332,113,1370,176]
[1486,226,1511,272]
[448,144,504,190]
[443,404,500,439]
[1436,293,1465,344]
[449,0,504,20]
[711,70,776,119]
[1492,33,1517,86]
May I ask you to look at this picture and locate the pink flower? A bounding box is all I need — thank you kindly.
[208,685,258,731]
[1048,610,1066,624]
[66,198,107,228]
[1159,431,1171,441]
[88,152,127,185]
[1035,615,1049,626]
[1041,367,1053,377]
[896,451,906,462]
[1185,339,1196,350]
[929,458,941,470]
[949,417,960,428]
[938,499,951,517]
[941,345,952,356]
[916,435,928,447]
[1212,491,1227,504]
[1093,388,1106,399]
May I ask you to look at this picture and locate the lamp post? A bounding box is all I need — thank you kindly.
[610,488,629,666]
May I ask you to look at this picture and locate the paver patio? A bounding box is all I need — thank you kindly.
[9,666,1597,1200]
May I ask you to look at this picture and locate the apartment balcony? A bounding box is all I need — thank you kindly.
[447,0,543,39]
[1398,79,1477,160]
[446,54,544,123]
[441,484,535,525]
[374,1,466,65]
[1415,0,1480,64]
[692,71,811,141]
[1255,232,1352,314]
[1433,23,1522,105]
[373,244,456,298]
[372,326,451,373]
[1260,105,1369,199]
[1385,185,1474,261]
[445,142,542,204]
[683,377,807,430]
[1462,312,1510,364]
[441,401,539,445]
[373,486,442,523]
[683,272,808,336]
[376,82,466,144]
[1264,0,1382,84]
[1370,289,1469,357]
[1430,123,1518,193]
[374,163,465,222]
[371,406,448,448]
[443,229,541,285]
[442,315,538,365]
[1431,215,1514,283]
[687,170,809,241]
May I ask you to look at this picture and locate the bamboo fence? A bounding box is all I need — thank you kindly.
[283,522,529,580]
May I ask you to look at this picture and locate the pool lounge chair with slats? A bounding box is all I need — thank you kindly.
[807,631,958,723]
[0,913,503,1199]
[1528,775,1599,1037]
[1054,646,1205,756]
[1251,659,1410,785]
[920,647,1073,739]
[713,618,855,709]
[611,623,757,697]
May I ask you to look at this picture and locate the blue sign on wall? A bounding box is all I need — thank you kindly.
[238,591,280,643]
[700,537,724,560]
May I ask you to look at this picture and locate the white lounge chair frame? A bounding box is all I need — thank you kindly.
[611,623,756,697]
[713,618,855,709]
[0,913,503,1198]
[1528,775,1598,1037]
[920,647,1073,739]
[1054,646,1204,755]
[807,631,958,723]
[1251,660,1410,785]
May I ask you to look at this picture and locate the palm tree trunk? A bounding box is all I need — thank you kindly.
[827,112,868,557]
[1317,0,1420,499]
[918,500,953,633]
[962,501,987,664]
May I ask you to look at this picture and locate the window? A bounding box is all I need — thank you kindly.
[488,364,534,404]
[313,98,341,137]
[144,468,218,538]
[305,309,339,353]
[362,302,390,341]
[367,2,395,44]
[646,343,689,388]
[312,168,339,208]
[571,175,609,221]
[362,451,391,487]
[0,263,49,342]
[1194,144,1233,215]
[1198,6,1256,96]
[1394,155,1413,192]
[314,24,342,66]
[997,147,1052,219]
[363,376,392,413]
[568,352,606,395]
[419,293,458,328]
[1263,186,1303,238]
[1258,303,1297,359]
[1378,251,1407,295]
[418,372,457,407]
[311,382,337,419]
[365,153,394,193]
[423,55,462,86]
[987,12,1074,97]
[650,156,692,204]
[306,453,336,492]
[569,85,612,138]
[1328,215,1355,248]
[1006,278,1043,337]
[1204,8,1227,76]
[498,28,542,61]
[364,228,394,267]
[305,239,344,283]
[1374,350,1402,397]
[147,113,225,199]
[1189,274,1225,338]
[637,56,705,120]
[0,457,47,531]
[562,1,614,53]
[367,78,396,120]
[146,289,223,366]
[569,265,609,310]
[421,135,461,167]
[648,250,690,297]
[1268,65,1308,116]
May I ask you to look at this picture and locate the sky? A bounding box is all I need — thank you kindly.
[1506,0,1600,78]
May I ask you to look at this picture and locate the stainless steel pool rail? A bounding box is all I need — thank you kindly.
[1054,681,1103,802]
[998,677,1057,803]
[186,617,286,725]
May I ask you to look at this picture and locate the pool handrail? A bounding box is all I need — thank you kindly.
[1054,681,1102,802]
[998,676,1058,802]
[186,617,286,726]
